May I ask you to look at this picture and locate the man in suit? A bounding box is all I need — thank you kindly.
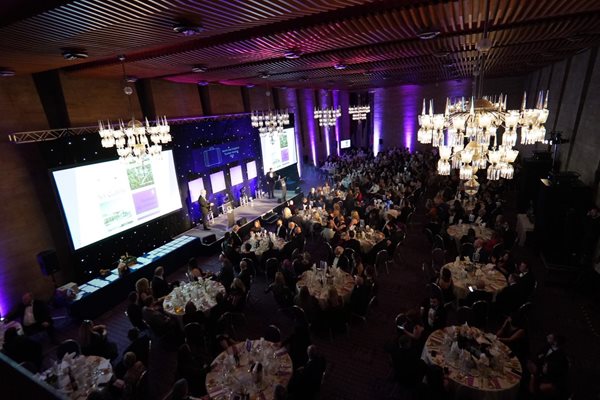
[289,345,327,398]
[231,225,243,248]
[265,168,277,199]
[516,261,535,299]
[237,260,252,290]
[197,189,212,230]
[330,246,349,271]
[151,266,172,299]
[216,254,235,290]
[279,175,287,201]
[495,273,523,315]
[275,219,287,239]
[422,295,447,332]
[472,239,489,263]
[344,230,362,255]
[291,226,305,251]
[11,292,54,340]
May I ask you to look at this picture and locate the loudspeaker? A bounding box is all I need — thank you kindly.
[202,234,217,245]
[236,217,248,226]
[37,250,60,276]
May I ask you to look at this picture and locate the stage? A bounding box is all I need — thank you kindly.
[178,190,302,244]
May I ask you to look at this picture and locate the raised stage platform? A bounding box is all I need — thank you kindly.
[179,190,302,244]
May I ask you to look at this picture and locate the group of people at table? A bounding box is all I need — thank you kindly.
[0,147,571,399]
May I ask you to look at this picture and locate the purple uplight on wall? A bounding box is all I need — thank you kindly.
[372,89,383,156]
[319,90,331,158]
[301,90,318,166]
[332,90,341,156]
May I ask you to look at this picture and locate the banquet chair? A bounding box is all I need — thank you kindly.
[217,312,247,340]
[312,223,323,239]
[492,242,505,259]
[460,242,475,259]
[424,228,434,246]
[392,241,404,267]
[405,212,414,231]
[265,257,280,285]
[394,313,407,336]
[375,249,390,275]
[56,339,81,360]
[427,283,444,302]
[324,242,334,261]
[343,248,356,273]
[517,301,533,323]
[184,322,209,354]
[421,262,437,284]
[353,295,377,324]
[433,234,445,250]
[471,301,489,329]
[431,248,446,273]
[264,325,282,343]
[456,306,473,325]
[133,370,148,400]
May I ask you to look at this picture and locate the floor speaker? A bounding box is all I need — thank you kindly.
[202,234,217,245]
[37,250,60,276]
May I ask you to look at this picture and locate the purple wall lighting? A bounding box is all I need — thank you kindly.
[319,90,331,158]
[372,89,383,156]
[301,90,318,166]
[284,89,303,177]
[332,90,341,156]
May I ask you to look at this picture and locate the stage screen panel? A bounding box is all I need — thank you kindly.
[210,171,226,193]
[340,139,351,149]
[246,161,257,179]
[187,177,205,203]
[230,165,243,186]
[52,150,182,250]
[260,127,297,172]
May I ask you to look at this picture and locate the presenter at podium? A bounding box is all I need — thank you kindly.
[198,189,212,231]
[279,176,287,202]
[266,168,277,199]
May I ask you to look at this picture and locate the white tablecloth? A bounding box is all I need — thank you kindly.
[422,326,521,400]
[163,279,225,316]
[296,268,354,307]
[206,340,293,400]
[38,354,113,400]
[243,234,286,256]
[444,261,507,300]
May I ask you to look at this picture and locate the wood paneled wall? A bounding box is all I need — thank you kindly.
[208,85,244,115]
[148,79,202,117]
[0,76,48,139]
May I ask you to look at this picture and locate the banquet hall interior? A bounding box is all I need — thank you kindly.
[2,1,600,399]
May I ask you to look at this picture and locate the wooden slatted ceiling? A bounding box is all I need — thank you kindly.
[0,0,599,89]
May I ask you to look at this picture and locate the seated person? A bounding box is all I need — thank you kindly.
[496,313,528,362]
[123,328,150,368]
[460,228,476,245]
[294,286,320,325]
[182,301,206,327]
[152,266,172,300]
[227,278,247,311]
[421,295,446,332]
[216,254,235,290]
[330,246,349,271]
[121,352,146,398]
[79,319,117,359]
[250,220,265,234]
[141,296,179,339]
[265,272,294,308]
[288,345,327,398]
[237,260,253,291]
[472,239,489,263]
[10,292,54,340]
[1,326,43,370]
[275,218,287,239]
[436,267,455,303]
[135,278,153,306]
[349,276,371,316]
[528,355,569,400]
[126,291,147,331]
[495,273,523,315]
[187,257,211,281]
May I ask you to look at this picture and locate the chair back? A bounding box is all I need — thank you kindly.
[472,300,489,328]
[461,242,474,259]
[134,370,148,400]
[56,339,81,360]
[433,234,445,250]
[241,257,255,278]
[424,228,434,244]
[375,249,389,275]
[183,322,205,346]
[324,242,334,260]
[428,282,443,301]
[431,248,446,271]
[492,242,505,258]
[265,257,280,283]
[395,313,407,330]
[518,301,532,322]
[264,325,281,343]
[456,306,473,325]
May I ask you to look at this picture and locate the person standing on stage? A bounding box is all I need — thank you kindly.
[266,168,276,199]
[198,189,212,230]
[280,175,287,201]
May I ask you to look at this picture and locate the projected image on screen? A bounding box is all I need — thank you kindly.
[210,171,226,193]
[230,165,243,186]
[246,161,257,179]
[187,177,205,203]
[52,150,182,250]
[340,139,351,149]
[260,127,297,172]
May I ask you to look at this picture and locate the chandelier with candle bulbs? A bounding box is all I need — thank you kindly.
[98,55,171,162]
[348,104,370,121]
[418,91,549,181]
[314,106,341,126]
[251,109,290,142]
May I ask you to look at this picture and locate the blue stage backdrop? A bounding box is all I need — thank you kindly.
[170,117,263,226]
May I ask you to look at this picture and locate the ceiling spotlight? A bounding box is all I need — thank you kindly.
[284,49,302,59]
[363,70,373,76]
[197,80,209,86]
[258,72,270,79]
[172,21,204,36]
[62,49,88,60]
[0,69,15,77]
[300,76,309,82]
[476,37,493,53]
[417,29,441,40]
[246,84,255,88]
[191,64,208,73]
[334,62,347,70]
[443,61,455,68]
[125,76,138,83]
[433,51,450,58]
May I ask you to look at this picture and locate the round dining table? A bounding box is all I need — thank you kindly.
[243,233,286,257]
[163,278,225,316]
[296,267,354,307]
[422,325,522,400]
[37,354,113,400]
[205,339,293,400]
[447,224,494,242]
[443,261,507,300]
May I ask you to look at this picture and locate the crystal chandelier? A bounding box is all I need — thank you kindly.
[97,55,171,162]
[314,106,341,126]
[251,109,290,143]
[348,105,370,121]
[418,91,549,181]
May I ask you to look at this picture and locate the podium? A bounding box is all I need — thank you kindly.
[220,201,235,228]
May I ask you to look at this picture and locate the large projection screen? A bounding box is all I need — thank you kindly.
[260,127,297,172]
[52,150,182,250]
